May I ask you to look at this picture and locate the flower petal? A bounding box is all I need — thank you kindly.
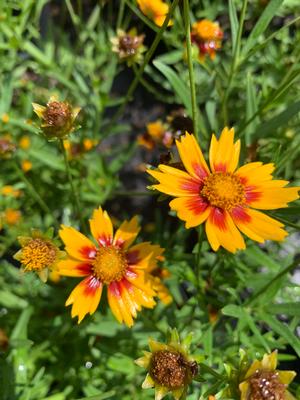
[66,276,102,323]
[59,225,97,261]
[127,242,164,271]
[57,258,92,277]
[237,162,275,186]
[169,196,210,228]
[278,371,296,385]
[176,132,210,180]
[247,186,299,210]
[107,281,134,327]
[205,208,245,253]
[232,208,287,243]
[209,127,240,172]
[142,373,155,389]
[114,216,140,249]
[89,207,113,246]
[147,166,201,197]
[261,350,277,370]
[155,385,169,400]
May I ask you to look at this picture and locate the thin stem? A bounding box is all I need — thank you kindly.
[117,0,125,29]
[106,0,179,131]
[13,162,51,216]
[183,0,199,140]
[59,140,86,231]
[221,0,248,125]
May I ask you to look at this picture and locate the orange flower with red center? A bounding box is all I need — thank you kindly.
[137,0,171,27]
[191,19,223,61]
[147,128,299,253]
[58,208,164,326]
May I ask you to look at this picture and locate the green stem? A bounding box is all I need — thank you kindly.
[117,0,125,29]
[59,140,85,231]
[269,215,300,231]
[221,0,248,125]
[183,0,199,140]
[13,162,51,216]
[106,0,179,130]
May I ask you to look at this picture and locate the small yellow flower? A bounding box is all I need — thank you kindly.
[19,135,31,150]
[32,96,81,140]
[191,19,223,61]
[135,329,198,400]
[1,113,9,123]
[83,138,97,151]
[138,120,173,151]
[239,351,297,400]
[58,207,165,326]
[4,208,21,225]
[111,28,146,66]
[21,160,32,172]
[147,128,300,253]
[137,0,172,27]
[14,229,64,282]
[1,186,21,197]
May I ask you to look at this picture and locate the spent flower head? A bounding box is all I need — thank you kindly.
[135,328,199,400]
[0,135,16,159]
[111,28,146,66]
[32,96,80,140]
[14,228,65,282]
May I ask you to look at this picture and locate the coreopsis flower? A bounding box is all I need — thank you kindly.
[1,186,21,197]
[58,207,164,326]
[21,160,32,172]
[0,135,16,158]
[32,96,80,140]
[137,0,172,27]
[135,329,198,400]
[14,229,64,282]
[239,351,296,400]
[1,113,9,123]
[138,121,173,150]
[19,135,31,150]
[191,19,223,61]
[111,29,146,66]
[3,208,21,226]
[148,264,172,305]
[147,128,300,253]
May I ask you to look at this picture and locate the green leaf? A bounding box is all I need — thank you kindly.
[265,303,300,317]
[243,0,284,55]
[245,72,259,146]
[229,0,238,55]
[222,304,243,318]
[259,312,300,357]
[153,60,192,115]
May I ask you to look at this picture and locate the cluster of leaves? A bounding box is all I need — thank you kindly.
[0,0,300,399]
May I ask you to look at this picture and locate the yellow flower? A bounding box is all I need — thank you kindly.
[32,96,81,140]
[135,329,198,400]
[83,138,97,151]
[1,113,9,123]
[1,186,21,197]
[58,207,164,326]
[19,135,31,149]
[14,229,64,282]
[137,0,172,27]
[191,19,223,61]
[239,351,297,400]
[21,160,32,172]
[4,208,21,225]
[147,128,300,253]
[111,28,146,66]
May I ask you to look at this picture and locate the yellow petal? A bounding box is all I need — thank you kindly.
[209,127,240,173]
[155,385,169,400]
[169,196,210,228]
[142,373,155,389]
[114,216,140,249]
[278,370,296,385]
[239,381,250,400]
[149,338,169,353]
[57,258,92,277]
[261,350,277,370]
[32,103,46,119]
[127,242,164,270]
[135,351,152,368]
[59,225,97,261]
[89,207,113,246]
[248,186,299,210]
[176,132,210,180]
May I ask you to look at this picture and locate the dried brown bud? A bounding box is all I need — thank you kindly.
[149,350,197,389]
[248,370,286,400]
[0,137,16,158]
[44,101,72,129]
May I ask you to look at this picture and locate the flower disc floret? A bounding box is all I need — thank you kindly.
[201,172,245,211]
[92,246,127,284]
[20,238,57,271]
[248,370,285,400]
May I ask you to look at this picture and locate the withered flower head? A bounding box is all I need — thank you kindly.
[0,135,16,159]
[32,96,80,140]
[239,350,297,400]
[111,29,146,66]
[135,328,199,400]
